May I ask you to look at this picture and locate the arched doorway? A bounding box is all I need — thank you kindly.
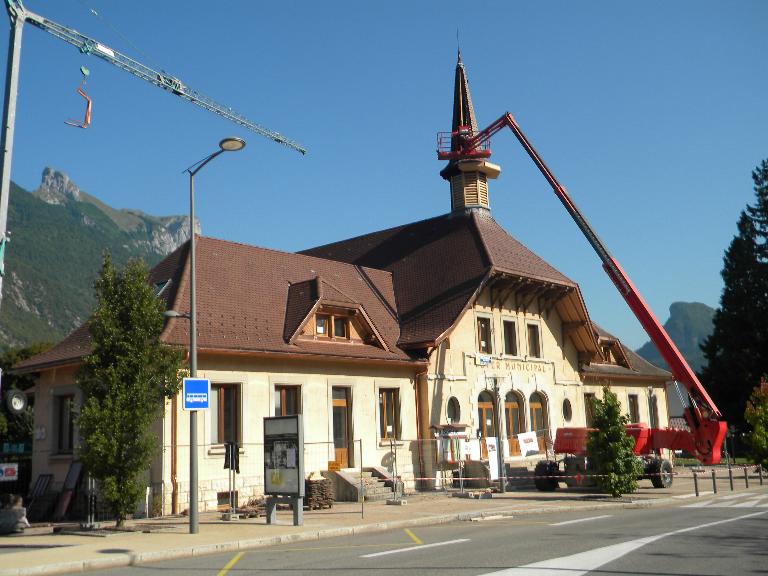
[505,392,524,456]
[477,391,496,459]
[529,392,549,452]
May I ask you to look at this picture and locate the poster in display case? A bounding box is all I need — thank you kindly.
[263,415,304,497]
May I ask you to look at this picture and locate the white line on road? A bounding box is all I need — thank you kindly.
[480,510,767,576]
[360,538,469,558]
[730,497,766,508]
[549,514,612,526]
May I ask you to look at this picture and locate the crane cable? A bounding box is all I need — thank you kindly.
[75,0,163,72]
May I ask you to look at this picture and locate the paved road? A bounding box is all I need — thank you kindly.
[66,490,768,575]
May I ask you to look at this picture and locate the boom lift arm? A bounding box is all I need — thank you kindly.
[438,112,727,464]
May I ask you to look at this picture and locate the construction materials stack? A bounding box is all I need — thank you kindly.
[304,473,333,510]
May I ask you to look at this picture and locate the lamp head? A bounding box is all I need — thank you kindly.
[164,310,190,319]
[219,137,246,152]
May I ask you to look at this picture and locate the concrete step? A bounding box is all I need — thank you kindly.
[505,466,535,489]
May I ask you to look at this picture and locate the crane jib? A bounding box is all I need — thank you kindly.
[19,5,306,154]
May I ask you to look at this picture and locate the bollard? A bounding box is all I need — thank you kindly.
[711,469,717,494]
[760,465,764,486]
[728,466,734,491]
[693,470,699,497]
[744,466,749,488]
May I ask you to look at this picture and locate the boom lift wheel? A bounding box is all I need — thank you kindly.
[534,460,559,491]
[648,458,674,488]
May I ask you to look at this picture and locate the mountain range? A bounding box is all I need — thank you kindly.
[634,301,715,373]
[0,167,196,349]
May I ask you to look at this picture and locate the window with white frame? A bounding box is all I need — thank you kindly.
[527,323,541,358]
[55,394,75,454]
[210,384,240,444]
[378,388,400,439]
[503,319,518,356]
[477,316,493,354]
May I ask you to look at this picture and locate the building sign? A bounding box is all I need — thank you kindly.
[0,463,18,481]
[517,431,540,457]
[473,356,548,374]
[264,415,304,497]
[182,378,210,411]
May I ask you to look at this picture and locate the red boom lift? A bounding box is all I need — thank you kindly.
[437,113,728,489]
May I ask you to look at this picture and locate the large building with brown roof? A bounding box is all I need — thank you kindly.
[18,53,671,513]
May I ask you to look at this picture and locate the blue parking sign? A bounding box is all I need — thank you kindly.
[183,378,210,411]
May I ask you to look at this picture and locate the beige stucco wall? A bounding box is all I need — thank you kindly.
[30,354,420,515]
[168,355,419,513]
[423,284,671,482]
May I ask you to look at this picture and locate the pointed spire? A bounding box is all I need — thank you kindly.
[451,50,478,137]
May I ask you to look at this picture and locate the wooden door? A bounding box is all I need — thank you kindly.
[332,387,351,468]
[529,392,547,452]
[478,392,496,459]
[505,394,522,456]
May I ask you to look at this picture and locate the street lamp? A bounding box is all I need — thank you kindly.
[181,136,245,534]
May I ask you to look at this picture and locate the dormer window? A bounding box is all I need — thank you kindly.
[334,317,348,338]
[314,311,350,340]
[316,314,330,336]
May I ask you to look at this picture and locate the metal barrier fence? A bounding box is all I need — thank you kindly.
[16,438,768,521]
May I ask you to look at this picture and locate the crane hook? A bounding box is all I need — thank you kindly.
[64,67,92,129]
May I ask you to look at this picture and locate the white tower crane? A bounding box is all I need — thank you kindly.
[0,0,306,310]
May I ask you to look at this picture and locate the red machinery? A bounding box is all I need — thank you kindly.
[438,113,727,487]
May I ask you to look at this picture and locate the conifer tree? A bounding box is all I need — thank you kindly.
[76,254,183,526]
[586,387,641,497]
[701,160,768,428]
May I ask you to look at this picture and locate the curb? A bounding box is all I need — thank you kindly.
[0,494,686,576]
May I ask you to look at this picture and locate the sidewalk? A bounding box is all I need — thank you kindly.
[1,476,764,576]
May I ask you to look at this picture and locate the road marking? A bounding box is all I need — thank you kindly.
[216,552,244,576]
[549,514,612,526]
[479,510,767,576]
[674,491,713,499]
[730,497,766,508]
[361,538,469,558]
[684,492,763,508]
[404,528,422,545]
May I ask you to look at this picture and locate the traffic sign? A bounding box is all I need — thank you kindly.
[183,378,210,411]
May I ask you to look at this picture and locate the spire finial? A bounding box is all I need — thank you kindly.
[456,29,462,65]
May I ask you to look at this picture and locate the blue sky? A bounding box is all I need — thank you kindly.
[2,0,766,349]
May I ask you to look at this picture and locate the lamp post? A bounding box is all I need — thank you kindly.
[176,137,245,534]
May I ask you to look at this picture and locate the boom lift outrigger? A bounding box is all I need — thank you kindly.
[437,112,727,484]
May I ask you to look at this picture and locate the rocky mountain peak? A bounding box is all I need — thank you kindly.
[33,167,81,205]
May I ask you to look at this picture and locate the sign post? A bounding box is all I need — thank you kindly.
[264,415,304,526]
[182,377,209,533]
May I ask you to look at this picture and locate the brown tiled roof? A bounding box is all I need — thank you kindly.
[582,324,671,380]
[163,238,411,361]
[17,238,420,372]
[301,209,581,348]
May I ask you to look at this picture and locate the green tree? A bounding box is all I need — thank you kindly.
[0,342,52,443]
[76,253,183,527]
[701,159,768,429]
[744,379,768,468]
[586,387,641,497]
